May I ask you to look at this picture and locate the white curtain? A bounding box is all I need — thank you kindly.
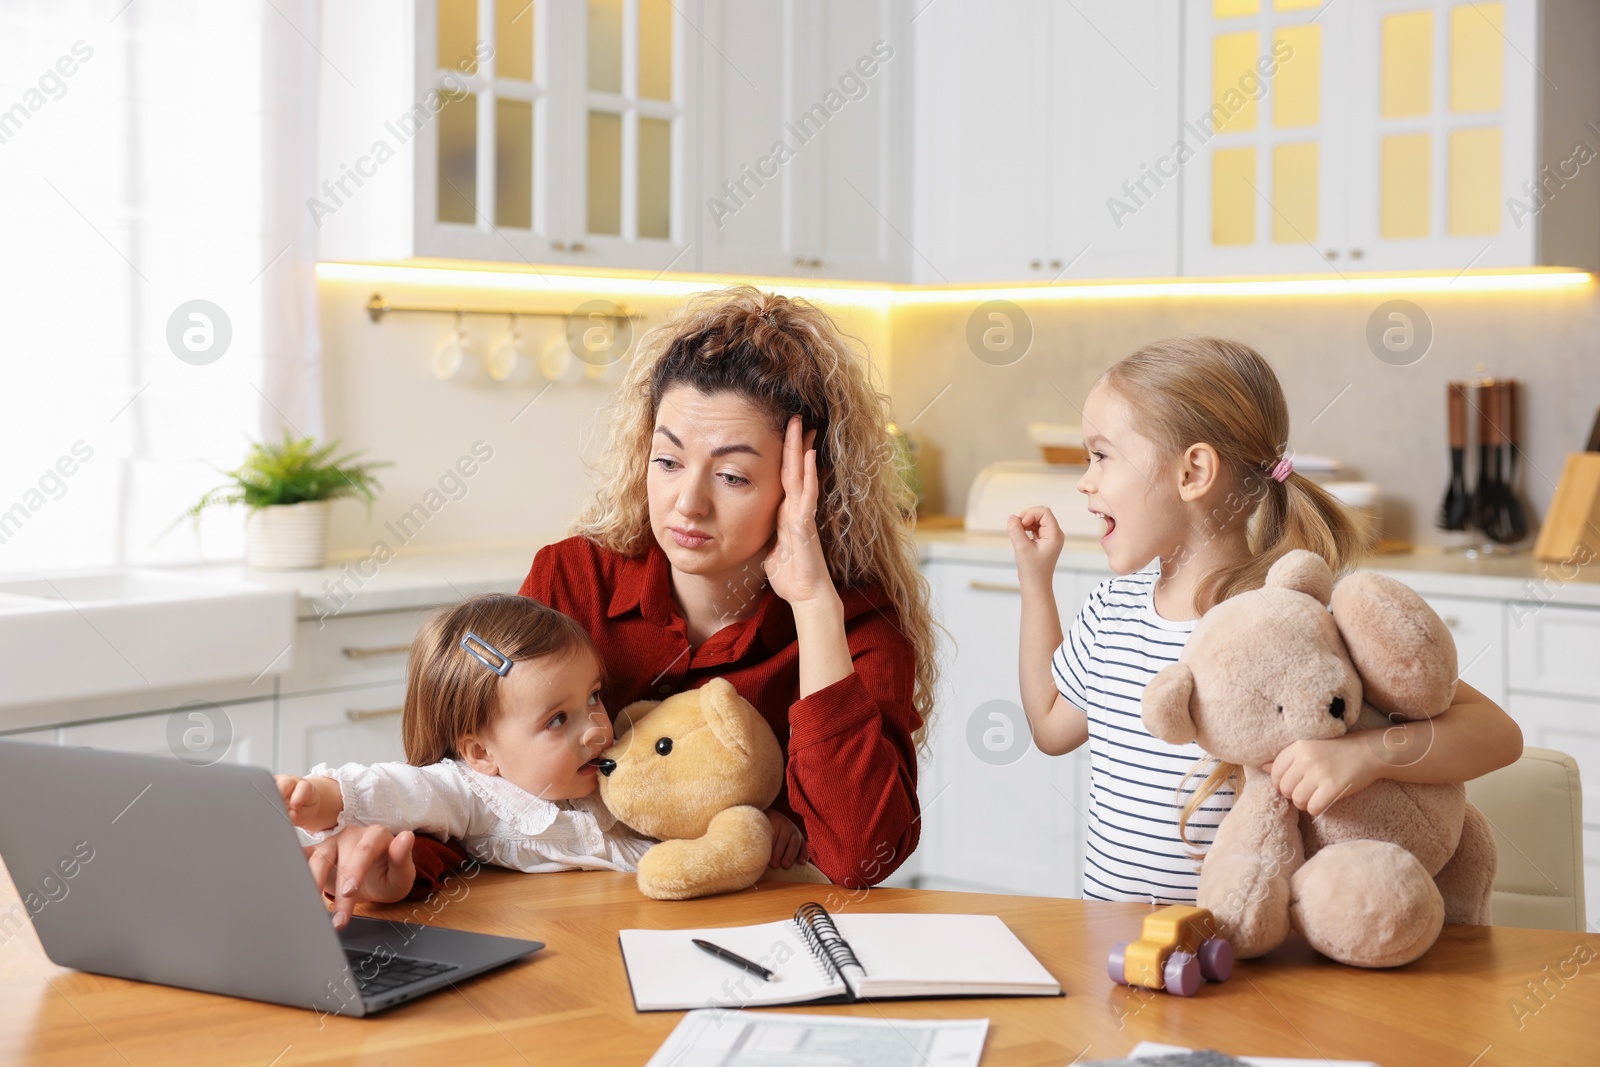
[0,0,323,573]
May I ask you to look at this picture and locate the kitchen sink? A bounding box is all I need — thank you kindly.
[0,568,296,709]
[0,572,228,603]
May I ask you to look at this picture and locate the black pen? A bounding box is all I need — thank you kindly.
[692,938,775,981]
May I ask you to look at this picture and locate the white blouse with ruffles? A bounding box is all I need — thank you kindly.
[299,758,655,874]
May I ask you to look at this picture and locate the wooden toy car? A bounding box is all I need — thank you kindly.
[1107,905,1233,997]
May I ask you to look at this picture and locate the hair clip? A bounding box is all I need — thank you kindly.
[460,631,512,676]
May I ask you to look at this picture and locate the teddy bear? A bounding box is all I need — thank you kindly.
[596,677,827,900]
[1141,549,1497,968]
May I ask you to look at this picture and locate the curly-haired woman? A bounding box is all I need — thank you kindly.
[308,286,939,926]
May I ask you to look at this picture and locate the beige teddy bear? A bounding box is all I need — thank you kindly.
[596,677,828,900]
[1141,550,1497,968]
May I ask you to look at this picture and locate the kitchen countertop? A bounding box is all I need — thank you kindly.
[183,528,1600,616]
[179,541,547,620]
[914,527,1600,607]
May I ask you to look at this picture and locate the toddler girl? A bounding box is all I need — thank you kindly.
[1008,337,1521,903]
[276,593,655,873]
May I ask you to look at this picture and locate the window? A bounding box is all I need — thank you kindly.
[0,1,322,572]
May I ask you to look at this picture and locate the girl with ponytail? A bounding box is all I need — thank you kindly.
[1006,337,1521,904]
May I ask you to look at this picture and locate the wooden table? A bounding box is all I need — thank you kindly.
[1,864,1594,1066]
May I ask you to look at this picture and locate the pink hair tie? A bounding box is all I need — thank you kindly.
[1269,456,1294,483]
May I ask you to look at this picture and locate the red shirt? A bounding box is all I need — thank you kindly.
[409,535,922,892]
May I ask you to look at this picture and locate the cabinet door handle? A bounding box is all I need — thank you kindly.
[1441,616,1460,630]
[341,644,411,660]
[570,241,586,252]
[969,580,1023,594]
[345,706,404,723]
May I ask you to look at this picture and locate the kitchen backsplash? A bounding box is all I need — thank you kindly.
[316,274,893,558]
[320,273,1599,556]
[888,286,1600,548]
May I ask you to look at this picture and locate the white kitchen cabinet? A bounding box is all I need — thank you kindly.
[917,559,1107,897]
[277,684,410,776]
[911,1,1182,283]
[1508,601,1600,700]
[697,0,913,281]
[1417,593,1506,706]
[1182,0,1600,276]
[318,0,696,273]
[275,606,435,773]
[277,609,431,695]
[57,700,277,769]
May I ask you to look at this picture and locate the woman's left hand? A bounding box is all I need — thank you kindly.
[766,809,810,869]
[1261,735,1381,816]
[763,415,838,611]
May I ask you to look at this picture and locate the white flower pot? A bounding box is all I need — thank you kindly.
[245,500,332,570]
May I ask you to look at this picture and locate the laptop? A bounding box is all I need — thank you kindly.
[0,741,542,1017]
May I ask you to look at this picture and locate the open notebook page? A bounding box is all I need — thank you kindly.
[619,920,847,1011]
[835,913,1061,999]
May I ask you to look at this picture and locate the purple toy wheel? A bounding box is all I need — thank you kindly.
[1198,937,1234,982]
[1163,950,1201,996]
[1107,941,1129,985]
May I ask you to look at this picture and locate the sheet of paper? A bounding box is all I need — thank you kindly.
[644,1009,989,1067]
[1128,1041,1381,1067]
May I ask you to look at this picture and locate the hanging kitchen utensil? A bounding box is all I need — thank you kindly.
[1470,378,1497,536]
[1437,381,1470,531]
[1483,380,1518,544]
[1504,379,1528,542]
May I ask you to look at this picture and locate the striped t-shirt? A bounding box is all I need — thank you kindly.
[1051,563,1234,903]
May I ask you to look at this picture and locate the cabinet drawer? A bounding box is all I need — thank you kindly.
[1508,604,1600,700]
[59,701,276,769]
[277,684,408,775]
[1418,595,1505,705]
[279,609,435,695]
[1503,693,1600,829]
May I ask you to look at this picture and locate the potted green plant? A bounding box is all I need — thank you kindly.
[183,434,388,570]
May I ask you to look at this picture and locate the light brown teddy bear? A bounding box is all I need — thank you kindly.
[596,677,827,900]
[1141,549,1497,968]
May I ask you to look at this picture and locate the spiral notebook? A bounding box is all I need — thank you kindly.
[618,901,1061,1012]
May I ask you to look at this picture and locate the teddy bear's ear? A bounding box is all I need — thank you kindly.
[1331,572,1458,717]
[1265,549,1334,605]
[1142,663,1198,745]
[698,677,759,758]
[612,699,661,738]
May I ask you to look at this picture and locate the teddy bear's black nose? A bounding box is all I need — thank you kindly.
[1329,696,1346,720]
[655,737,673,756]
[595,758,616,776]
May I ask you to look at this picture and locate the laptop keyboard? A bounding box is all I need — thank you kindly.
[344,949,460,997]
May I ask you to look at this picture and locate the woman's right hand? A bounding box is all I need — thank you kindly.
[1006,505,1065,586]
[303,824,417,930]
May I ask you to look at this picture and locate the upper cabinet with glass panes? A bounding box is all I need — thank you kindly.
[315,0,694,272]
[1181,0,1600,277]
[317,0,1598,281]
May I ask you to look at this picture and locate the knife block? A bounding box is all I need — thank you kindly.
[1533,453,1600,562]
